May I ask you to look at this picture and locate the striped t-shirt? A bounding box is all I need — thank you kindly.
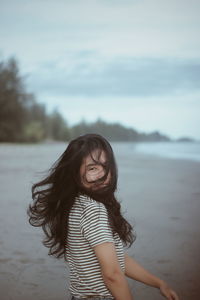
[66,194,125,298]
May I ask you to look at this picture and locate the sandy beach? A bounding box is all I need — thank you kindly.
[0,142,199,300]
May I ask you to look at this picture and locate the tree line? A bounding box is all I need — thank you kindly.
[0,57,170,143]
[0,57,71,142]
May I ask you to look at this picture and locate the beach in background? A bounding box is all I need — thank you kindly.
[0,142,200,300]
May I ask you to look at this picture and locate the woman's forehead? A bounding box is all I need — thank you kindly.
[85,149,107,165]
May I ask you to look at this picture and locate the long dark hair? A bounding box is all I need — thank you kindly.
[28,133,136,260]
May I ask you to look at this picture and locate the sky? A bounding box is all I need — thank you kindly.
[0,0,200,140]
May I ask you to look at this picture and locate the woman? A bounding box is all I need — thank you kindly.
[28,133,179,300]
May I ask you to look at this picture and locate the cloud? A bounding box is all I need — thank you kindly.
[0,0,200,140]
[27,55,200,97]
[1,0,200,62]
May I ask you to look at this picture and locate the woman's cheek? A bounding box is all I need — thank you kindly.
[86,172,98,182]
[86,170,104,182]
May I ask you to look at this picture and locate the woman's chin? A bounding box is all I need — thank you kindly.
[81,183,109,192]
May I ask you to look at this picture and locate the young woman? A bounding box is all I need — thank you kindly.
[28,133,179,300]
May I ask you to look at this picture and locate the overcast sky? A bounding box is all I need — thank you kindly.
[1,0,200,139]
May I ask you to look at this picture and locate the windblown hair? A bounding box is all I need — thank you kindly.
[28,133,136,261]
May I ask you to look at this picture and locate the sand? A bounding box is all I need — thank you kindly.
[0,142,199,300]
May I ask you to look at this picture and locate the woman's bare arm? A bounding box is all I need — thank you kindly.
[93,243,134,300]
[124,253,179,300]
[124,253,163,287]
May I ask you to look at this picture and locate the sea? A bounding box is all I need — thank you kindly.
[0,141,200,164]
[133,141,200,162]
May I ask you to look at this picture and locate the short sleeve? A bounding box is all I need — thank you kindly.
[80,202,114,247]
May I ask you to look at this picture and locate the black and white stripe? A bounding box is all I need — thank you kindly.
[66,195,125,298]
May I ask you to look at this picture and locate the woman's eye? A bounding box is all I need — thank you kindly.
[88,167,96,171]
[87,165,104,172]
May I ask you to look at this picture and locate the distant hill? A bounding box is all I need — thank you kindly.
[175,137,195,142]
[70,119,171,142]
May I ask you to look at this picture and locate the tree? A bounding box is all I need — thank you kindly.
[0,57,28,142]
[70,118,139,141]
[48,109,70,141]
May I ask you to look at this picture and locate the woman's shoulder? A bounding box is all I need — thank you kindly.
[76,194,106,212]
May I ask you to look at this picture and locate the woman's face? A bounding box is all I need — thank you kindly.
[80,149,111,190]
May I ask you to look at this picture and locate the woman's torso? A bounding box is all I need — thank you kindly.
[66,194,125,299]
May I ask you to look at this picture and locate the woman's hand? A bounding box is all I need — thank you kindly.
[159,281,179,300]
[124,254,180,300]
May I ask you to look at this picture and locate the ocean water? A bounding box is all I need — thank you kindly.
[133,142,200,162]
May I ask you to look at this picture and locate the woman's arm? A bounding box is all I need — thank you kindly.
[124,253,163,287]
[124,253,179,300]
[94,243,134,300]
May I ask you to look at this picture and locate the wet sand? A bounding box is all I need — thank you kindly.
[0,142,199,300]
